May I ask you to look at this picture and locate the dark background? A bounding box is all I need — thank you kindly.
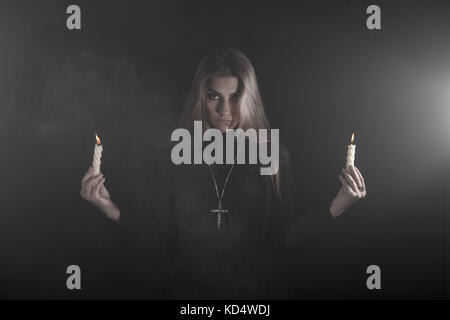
[0,0,448,299]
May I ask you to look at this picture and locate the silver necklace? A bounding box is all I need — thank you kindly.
[208,158,236,231]
[207,135,245,231]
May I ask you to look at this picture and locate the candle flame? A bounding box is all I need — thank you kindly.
[350,132,355,144]
[95,134,101,145]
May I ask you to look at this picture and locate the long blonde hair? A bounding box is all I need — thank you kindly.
[179,48,283,200]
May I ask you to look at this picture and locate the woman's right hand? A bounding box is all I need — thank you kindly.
[80,166,120,222]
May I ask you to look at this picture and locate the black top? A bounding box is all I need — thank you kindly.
[116,137,333,299]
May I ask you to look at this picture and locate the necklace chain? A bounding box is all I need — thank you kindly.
[207,140,243,202]
[207,158,237,201]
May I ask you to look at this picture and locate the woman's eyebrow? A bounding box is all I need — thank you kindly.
[207,88,238,96]
[207,88,222,96]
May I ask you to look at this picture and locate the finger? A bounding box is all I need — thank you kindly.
[349,165,362,189]
[91,177,105,198]
[89,175,104,197]
[85,173,103,186]
[85,174,103,196]
[341,168,359,193]
[99,180,109,197]
[81,166,95,185]
[354,166,366,190]
[339,174,355,194]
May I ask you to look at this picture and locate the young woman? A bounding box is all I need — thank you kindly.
[80,48,366,298]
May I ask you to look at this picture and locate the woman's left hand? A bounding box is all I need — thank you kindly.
[329,165,366,218]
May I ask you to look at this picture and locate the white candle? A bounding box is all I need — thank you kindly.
[346,132,356,168]
[92,134,103,174]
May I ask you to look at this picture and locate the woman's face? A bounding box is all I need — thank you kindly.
[205,76,240,132]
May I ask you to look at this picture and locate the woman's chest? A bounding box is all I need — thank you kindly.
[171,164,272,252]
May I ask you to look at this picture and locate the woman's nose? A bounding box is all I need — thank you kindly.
[217,99,232,116]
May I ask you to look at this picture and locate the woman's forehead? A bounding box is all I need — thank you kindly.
[208,76,239,95]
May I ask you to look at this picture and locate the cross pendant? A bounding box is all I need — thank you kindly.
[210,199,229,230]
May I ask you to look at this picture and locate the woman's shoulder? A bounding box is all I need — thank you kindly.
[278,143,292,169]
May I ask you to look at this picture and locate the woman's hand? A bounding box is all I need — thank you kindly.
[80,166,120,222]
[329,165,366,218]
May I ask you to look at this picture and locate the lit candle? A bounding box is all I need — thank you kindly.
[346,132,356,168]
[92,133,103,174]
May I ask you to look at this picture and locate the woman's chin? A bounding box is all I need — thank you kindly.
[214,123,232,132]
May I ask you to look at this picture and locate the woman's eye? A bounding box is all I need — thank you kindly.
[208,93,219,100]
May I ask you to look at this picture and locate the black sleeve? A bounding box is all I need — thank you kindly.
[267,146,337,253]
[116,147,177,254]
[112,146,178,298]
[265,146,296,251]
